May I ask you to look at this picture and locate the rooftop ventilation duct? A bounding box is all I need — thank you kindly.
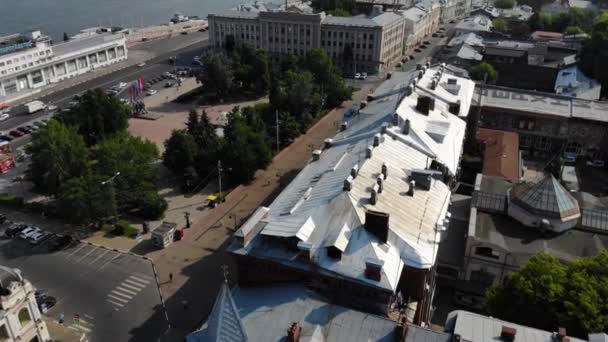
[403,119,410,135]
[416,96,435,115]
[381,163,388,179]
[365,257,384,281]
[381,122,388,134]
[448,101,461,115]
[408,180,416,196]
[370,183,379,205]
[500,326,516,342]
[376,176,384,193]
[365,210,389,242]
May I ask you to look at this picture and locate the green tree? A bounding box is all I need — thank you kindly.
[222,112,272,183]
[163,129,199,175]
[59,88,130,146]
[487,251,608,338]
[57,173,118,223]
[328,8,351,17]
[197,52,234,98]
[469,62,498,83]
[301,49,352,107]
[26,120,89,195]
[565,25,584,34]
[224,34,236,53]
[492,18,509,33]
[494,0,516,8]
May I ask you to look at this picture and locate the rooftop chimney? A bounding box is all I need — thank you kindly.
[343,175,353,191]
[287,322,302,342]
[324,138,333,149]
[557,327,568,342]
[373,133,382,147]
[297,241,312,262]
[448,101,461,115]
[381,163,388,179]
[366,146,373,158]
[371,4,383,16]
[351,164,359,178]
[403,119,410,135]
[392,112,400,126]
[500,326,516,342]
[312,149,322,161]
[381,122,388,134]
[408,180,416,196]
[376,177,384,193]
[370,183,379,205]
[341,121,348,131]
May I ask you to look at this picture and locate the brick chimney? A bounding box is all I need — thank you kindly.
[287,322,301,342]
[500,326,516,342]
[557,327,569,342]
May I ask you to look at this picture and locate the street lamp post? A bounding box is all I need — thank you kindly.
[101,172,121,221]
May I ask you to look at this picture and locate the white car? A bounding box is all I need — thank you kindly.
[137,62,146,67]
[586,160,605,168]
[29,231,49,244]
[360,72,368,80]
[117,82,127,89]
[19,227,41,239]
[355,73,361,79]
[145,89,158,96]
[0,113,9,121]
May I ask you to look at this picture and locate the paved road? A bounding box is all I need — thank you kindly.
[1,33,208,132]
[0,232,165,342]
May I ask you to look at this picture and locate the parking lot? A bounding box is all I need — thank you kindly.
[0,223,167,342]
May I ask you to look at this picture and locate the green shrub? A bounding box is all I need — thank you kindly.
[114,220,139,237]
[494,0,515,9]
[0,193,24,207]
[138,192,168,220]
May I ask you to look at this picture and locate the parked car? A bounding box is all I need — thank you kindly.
[354,73,361,79]
[165,82,175,88]
[17,127,32,134]
[18,226,41,239]
[562,152,577,163]
[586,159,605,168]
[0,113,9,121]
[414,49,422,53]
[33,121,46,128]
[145,89,158,96]
[432,33,438,37]
[9,130,24,138]
[0,135,13,142]
[30,232,50,244]
[360,72,367,80]
[46,104,58,112]
[48,235,73,251]
[38,295,57,314]
[5,224,28,238]
[116,82,127,89]
[26,125,36,132]
[137,62,146,67]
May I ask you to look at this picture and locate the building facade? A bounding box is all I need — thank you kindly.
[209,4,406,72]
[472,84,608,160]
[0,31,127,103]
[439,0,472,23]
[0,266,51,342]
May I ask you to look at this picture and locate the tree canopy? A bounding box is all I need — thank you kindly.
[492,18,509,33]
[59,88,130,146]
[494,0,516,9]
[469,62,498,83]
[197,52,234,98]
[486,251,608,338]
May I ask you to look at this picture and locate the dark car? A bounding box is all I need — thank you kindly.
[38,295,57,314]
[414,49,422,53]
[0,213,6,224]
[0,135,13,142]
[17,127,32,134]
[48,235,73,251]
[165,82,175,88]
[180,31,188,35]
[5,223,28,238]
[432,33,439,37]
[9,130,23,138]
[423,41,431,45]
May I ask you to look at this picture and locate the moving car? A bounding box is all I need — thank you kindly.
[0,135,13,142]
[30,232,51,245]
[9,130,24,138]
[355,73,361,79]
[46,104,58,112]
[165,82,175,88]
[17,126,32,134]
[38,295,57,314]
[0,113,9,121]
[137,62,146,67]
[360,72,367,80]
[116,82,127,89]
[5,224,28,238]
[145,89,158,96]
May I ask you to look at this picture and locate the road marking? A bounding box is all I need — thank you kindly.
[99,252,121,270]
[128,275,151,286]
[110,290,134,300]
[134,273,153,281]
[76,245,98,262]
[66,244,87,259]
[124,278,148,288]
[106,299,125,307]
[119,282,141,292]
[107,294,129,303]
[88,248,110,265]
[115,286,138,296]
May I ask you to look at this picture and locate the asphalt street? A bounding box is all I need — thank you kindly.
[0,229,166,342]
[1,32,209,132]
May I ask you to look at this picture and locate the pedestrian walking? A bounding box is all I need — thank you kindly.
[169,273,173,282]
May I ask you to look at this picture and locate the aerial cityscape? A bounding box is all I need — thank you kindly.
[1,0,608,341]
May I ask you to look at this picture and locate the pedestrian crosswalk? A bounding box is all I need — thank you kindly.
[106,274,153,311]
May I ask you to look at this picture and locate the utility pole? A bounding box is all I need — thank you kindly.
[218,160,223,203]
[275,110,280,153]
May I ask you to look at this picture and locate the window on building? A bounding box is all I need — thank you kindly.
[520,135,532,148]
[0,62,4,67]
[475,246,500,259]
[470,269,495,286]
[108,49,116,59]
[89,54,97,64]
[4,81,17,95]
[67,60,77,72]
[18,307,31,325]
[6,60,11,65]
[31,70,43,84]
[15,66,20,71]
[0,71,5,75]
[534,136,551,151]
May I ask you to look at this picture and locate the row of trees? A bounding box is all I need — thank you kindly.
[486,251,608,338]
[529,8,595,34]
[26,89,167,223]
[165,46,351,185]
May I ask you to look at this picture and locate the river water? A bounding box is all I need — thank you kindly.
[0,0,248,41]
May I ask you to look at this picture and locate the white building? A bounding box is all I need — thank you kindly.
[0,31,127,104]
[0,266,51,342]
[453,15,492,36]
[228,64,476,324]
[439,0,473,23]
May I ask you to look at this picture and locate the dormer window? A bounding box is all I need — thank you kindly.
[365,257,384,281]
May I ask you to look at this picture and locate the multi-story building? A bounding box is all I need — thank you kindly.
[439,0,472,23]
[0,266,51,342]
[227,64,476,325]
[471,84,608,160]
[209,3,406,72]
[0,31,127,104]
[402,0,442,52]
